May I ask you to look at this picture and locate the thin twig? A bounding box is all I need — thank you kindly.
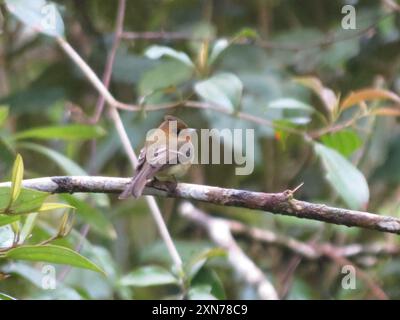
[2,176,400,235]
[55,0,183,272]
[89,0,126,124]
[227,219,400,259]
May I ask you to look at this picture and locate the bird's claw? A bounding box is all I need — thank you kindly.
[149,178,178,194]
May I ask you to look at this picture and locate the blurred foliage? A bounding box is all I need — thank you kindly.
[0,0,400,300]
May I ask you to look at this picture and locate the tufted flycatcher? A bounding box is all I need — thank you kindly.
[119,115,195,199]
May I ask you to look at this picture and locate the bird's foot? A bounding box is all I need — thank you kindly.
[149,177,178,194]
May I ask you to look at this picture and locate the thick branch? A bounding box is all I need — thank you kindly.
[1,176,400,235]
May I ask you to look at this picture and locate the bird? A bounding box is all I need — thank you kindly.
[119,115,195,199]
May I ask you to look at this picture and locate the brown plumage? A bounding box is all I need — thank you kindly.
[119,115,194,199]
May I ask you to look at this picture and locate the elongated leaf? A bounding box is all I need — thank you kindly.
[0,106,9,127]
[370,107,400,117]
[341,89,400,110]
[15,125,106,141]
[8,154,24,207]
[3,245,105,274]
[314,143,369,209]
[0,187,48,215]
[38,203,75,212]
[19,213,38,244]
[119,265,178,287]
[5,0,64,37]
[60,194,116,240]
[194,73,243,111]
[10,221,20,239]
[0,214,20,227]
[191,267,225,300]
[18,142,86,175]
[145,45,194,68]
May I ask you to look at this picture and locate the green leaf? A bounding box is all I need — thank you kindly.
[320,130,362,157]
[2,245,105,274]
[38,202,75,212]
[191,267,225,300]
[145,45,194,68]
[10,220,20,239]
[19,213,38,244]
[0,292,16,300]
[185,247,226,280]
[0,106,9,127]
[15,125,106,141]
[60,194,116,240]
[209,39,229,65]
[194,73,243,111]
[119,265,178,287]
[0,214,20,227]
[18,142,86,175]
[234,27,259,40]
[139,60,193,96]
[5,0,64,37]
[8,154,24,207]
[0,187,49,215]
[314,143,369,209]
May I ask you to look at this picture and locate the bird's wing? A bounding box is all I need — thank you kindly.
[119,145,178,199]
[136,145,147,171]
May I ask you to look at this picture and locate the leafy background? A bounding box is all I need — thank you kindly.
[0,0,399,299]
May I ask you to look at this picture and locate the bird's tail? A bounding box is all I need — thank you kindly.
[119,167,150,199]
